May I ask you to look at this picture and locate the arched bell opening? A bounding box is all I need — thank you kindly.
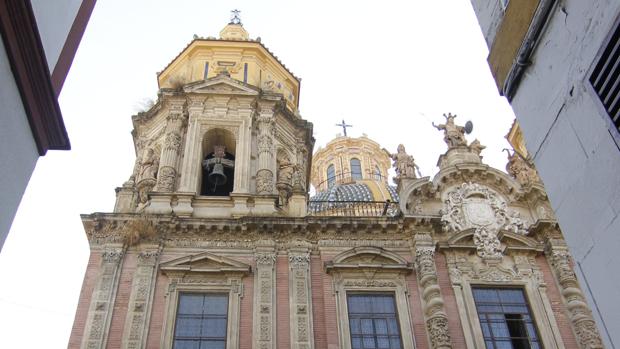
[201,128,236,196]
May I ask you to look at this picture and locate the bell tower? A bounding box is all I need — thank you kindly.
[114,18,313,218]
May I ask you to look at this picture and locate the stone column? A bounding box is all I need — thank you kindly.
[81,246,125,349]
[255,101,276,195]
[157,100,186,192]
[545,239,604,349]
[288,250,314,349]
[412,233,452,349]
[121,247,160,349]
[253,250,277,349]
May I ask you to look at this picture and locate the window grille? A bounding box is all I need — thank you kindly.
[347,294,403,349]
[472,288,541,349]
[590,21,620,134]
[173,293,228,349]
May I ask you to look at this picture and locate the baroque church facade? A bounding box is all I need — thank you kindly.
[69,19,605,349]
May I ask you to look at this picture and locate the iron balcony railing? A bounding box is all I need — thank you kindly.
[307,200,400,217]
[315,171,389,192]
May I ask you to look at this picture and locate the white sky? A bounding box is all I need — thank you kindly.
[0,1,516,347]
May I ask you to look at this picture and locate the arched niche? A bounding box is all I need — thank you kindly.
[201,128,236,196]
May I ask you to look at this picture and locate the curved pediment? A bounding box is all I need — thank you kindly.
[325,246,413,273]
[433,164,521,200]
[160,251,251,275]
[444,228,541,251]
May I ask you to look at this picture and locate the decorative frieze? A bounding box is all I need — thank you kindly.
[121,248,160,349]
[81,246,125,349]
[253,251,276,349]
[413,234,452,349]
[545,240,604,349]
[288,251,314,349]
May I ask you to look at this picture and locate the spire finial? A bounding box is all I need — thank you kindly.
[230,9,242,25]
[335,119,353,137]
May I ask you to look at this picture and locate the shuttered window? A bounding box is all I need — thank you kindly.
[590,22,620,133]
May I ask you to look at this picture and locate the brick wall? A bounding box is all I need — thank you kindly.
[276,255,290,348]
[67,252,101,348]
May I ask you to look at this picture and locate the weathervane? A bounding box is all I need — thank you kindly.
[230,9,242,25]
[335,119,353,137]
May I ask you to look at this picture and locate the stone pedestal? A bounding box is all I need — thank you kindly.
[436,146,482,169]
[172,193,194,217]
[145,193,172,215]
[288,194,307,217]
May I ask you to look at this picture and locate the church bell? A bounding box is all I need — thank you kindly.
[208,162,227,189]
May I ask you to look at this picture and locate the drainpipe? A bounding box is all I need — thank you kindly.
[503,0,558,101]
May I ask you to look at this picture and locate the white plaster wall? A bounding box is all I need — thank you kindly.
[469,0,504,48]
[30,0,83,72]
[0,40,40,251]
[508,1,620,346]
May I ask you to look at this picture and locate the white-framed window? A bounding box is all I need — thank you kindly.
[471,287,542,349]
[172,293,229,349]
[347,293,403,349]
[325,247,416,349]
[160,252,251,349]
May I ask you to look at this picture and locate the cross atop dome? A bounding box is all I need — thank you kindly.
[229,9,242,25]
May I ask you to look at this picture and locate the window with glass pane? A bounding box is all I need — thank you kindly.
[173,293,228,349]
[472,288,542,349]
[347,294,402,349]
[374,166,382,181]
[327,164,336,188]
[350,158,362,180]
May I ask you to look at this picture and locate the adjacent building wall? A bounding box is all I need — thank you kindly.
[0,39,39,249]
[470,0,620,346]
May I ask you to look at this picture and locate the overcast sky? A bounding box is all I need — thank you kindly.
[0,1,516,347]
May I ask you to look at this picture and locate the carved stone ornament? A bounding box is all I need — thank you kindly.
[255,252,276,265]
[288,253,310,268]
[157,166,176,192]
[391,144,419,184]
[256,169,274,194]
[440,183,531,259]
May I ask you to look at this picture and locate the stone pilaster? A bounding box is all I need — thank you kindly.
[545,239,604,349]
[412,233,452,349]
[81,246,125,349]
[157,100,186,192]
[253,251,277,349]
[121,247,160,349]
[255,101,276,195]
[288,251,314,349]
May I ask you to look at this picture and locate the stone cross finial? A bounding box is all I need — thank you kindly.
[335,119,353,136]
[230,9,242,25]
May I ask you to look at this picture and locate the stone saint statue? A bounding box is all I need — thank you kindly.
[276,157,294,206]
[505,150,540,187]
[390,144,420,183]
[432,113,467,148]
[138,148,159,182]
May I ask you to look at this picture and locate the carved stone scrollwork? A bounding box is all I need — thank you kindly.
[255,252,277,266]
[122,248,160,349]
[413,234,452,349]
[546,241,604,348]
[288,253,310,268]
[440,183,531,260]
[254,251,276,349]
[256,169,274,195]
[473,227,502,260]
[82,247,124,349]
[157,166,176,192]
